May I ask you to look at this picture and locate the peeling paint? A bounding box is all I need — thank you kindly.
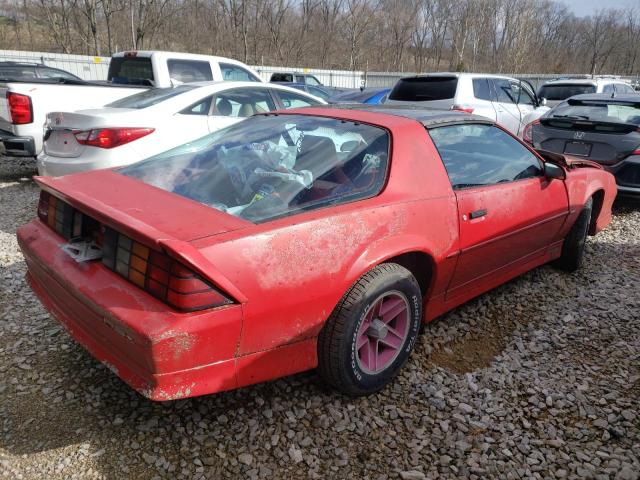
[152,329,196,361]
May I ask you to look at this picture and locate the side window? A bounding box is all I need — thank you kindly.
[602,84,615,94]
[306,76,322,86]
[37,68,77,80]
[428,124,543,189]
[212,88,276,117]
[295,75,305,83]
[493,79,515,104]
[219,63,260,82]
[514,83,536,105]
[277,90,322,109]
[180,96,213,116]
[167,59,213,83]
[472,78,493,101]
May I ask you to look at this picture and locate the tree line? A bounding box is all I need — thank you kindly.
[0,0,638,75]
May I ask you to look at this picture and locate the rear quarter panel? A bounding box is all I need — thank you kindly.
[191,118,460,356]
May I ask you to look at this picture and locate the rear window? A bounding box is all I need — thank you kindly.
[106,85,196,109]
[120,115,389,223]
[108,57,154,85]
[389,77,458,101]
[271,73,294,82]
[550,101,640,125]
[538,84,596,101]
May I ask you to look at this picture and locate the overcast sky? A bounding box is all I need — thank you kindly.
[561,0,638,16]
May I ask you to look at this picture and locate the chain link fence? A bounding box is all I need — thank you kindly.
[1,49,638,92]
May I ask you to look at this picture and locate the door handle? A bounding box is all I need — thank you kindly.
[469,209,487,219]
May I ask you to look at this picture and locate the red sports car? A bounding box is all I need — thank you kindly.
[18,106,616,400]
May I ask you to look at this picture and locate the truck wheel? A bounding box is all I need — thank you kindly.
[317,263,422,396]
[554,197,593,272]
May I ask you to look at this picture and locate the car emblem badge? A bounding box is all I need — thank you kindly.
[574,131,585,140]
[54,113,63,126]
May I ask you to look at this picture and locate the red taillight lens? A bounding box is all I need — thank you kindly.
[522,119,540,145]
[102,229,232,312]
[7,92,33,124]
[451,104,474,114]
[74,128,154,149]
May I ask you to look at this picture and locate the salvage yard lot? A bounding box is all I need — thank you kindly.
[0,158,638,480]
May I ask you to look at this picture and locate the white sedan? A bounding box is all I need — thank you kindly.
[37,82,325,176]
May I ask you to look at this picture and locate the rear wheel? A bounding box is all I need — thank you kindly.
[554,197,593,272]
[317,263,422,396]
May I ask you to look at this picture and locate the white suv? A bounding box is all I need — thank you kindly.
[537,78,638,107]
[384,73,547,137]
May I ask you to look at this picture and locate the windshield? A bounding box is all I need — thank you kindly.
[120,115,390,223]
[538,84,596,100]
[551,101,640,124]
[106,86,196,109]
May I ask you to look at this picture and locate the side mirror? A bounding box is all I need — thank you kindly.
[539,97,547,107]
[544,162,566,180]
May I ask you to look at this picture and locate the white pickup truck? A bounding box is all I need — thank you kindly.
[0,51,263,158]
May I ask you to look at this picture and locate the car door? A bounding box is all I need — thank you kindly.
[513,82,538,135]
[426,123,569,301]
[491,78,522,134]
[470,77,499,122]
[206,87,278,132]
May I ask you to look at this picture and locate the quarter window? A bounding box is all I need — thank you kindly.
[278,90,322,108]
[428,124,543,189]
[472,78,493,101]
[167,59,213,83]
[181,96,213,115]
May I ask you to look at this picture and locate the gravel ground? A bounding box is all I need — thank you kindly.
[1,157,639,480]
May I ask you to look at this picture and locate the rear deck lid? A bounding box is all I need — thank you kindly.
[36,169,251,243]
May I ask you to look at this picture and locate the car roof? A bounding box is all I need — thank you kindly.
[542,78,627,86]
[565,93,640,104]
[399,72,517,81]
[296,103,492,127]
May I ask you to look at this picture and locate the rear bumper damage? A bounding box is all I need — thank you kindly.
[17,219,243,400]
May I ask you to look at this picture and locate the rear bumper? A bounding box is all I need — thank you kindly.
[37,151,138,177]
[0,129,36,157]
[17,219,243,400]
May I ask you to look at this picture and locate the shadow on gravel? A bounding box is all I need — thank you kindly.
[0,156,37,182]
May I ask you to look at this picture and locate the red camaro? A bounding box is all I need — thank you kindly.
[18,106,616,400]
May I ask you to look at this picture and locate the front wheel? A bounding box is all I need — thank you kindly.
[317,263,422,396]
[554,197,593,272]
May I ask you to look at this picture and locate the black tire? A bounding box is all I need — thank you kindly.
[317,263,422,396]
[554,197,593,272]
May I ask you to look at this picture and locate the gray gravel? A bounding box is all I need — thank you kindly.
[1,158,639,480]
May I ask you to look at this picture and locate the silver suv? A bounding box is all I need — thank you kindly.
[384,73,548,136]
[538,78,638,107]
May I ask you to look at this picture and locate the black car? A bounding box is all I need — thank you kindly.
[0,61,82,82]
[524,94,640,196]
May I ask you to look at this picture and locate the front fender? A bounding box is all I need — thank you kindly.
[564,168,616,235]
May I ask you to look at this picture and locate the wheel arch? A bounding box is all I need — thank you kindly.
[588,188,605,235]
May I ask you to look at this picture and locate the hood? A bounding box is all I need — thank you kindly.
[35,169,251,244]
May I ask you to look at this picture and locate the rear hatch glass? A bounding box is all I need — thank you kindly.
[538,84,596,101]
[108,57,154,85]
[388,77,457,102]
[544,101,640,130]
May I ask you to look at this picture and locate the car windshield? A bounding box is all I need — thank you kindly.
[120,114,390,223]
[538,84,596,100]
[551,101,640,124]
[106,86,196,109]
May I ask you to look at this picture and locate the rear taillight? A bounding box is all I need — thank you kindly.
[522,119,540,145]
[37,190,88,239]
[451,104,474,114]
[73,128,154,149]
[102,228,232,312]
[7,92,33,124]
